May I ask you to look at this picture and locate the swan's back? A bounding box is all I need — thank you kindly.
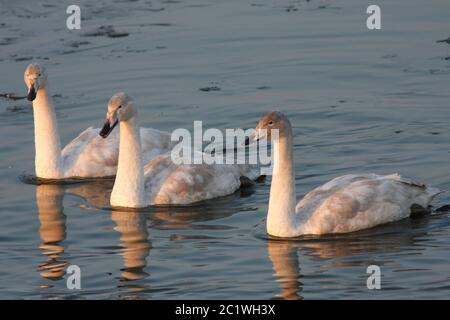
[140,128,175,162]
[61,127,174,178]
[143,152,260,205]
[295,174,440,235]
[62,127,119,177]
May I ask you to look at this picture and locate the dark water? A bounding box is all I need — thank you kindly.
[1,0,450,299]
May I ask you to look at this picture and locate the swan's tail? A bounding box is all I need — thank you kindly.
[386,173,442,202]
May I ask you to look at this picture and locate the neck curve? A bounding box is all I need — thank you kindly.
[267,123,297,237]
[111,116,146,208]
[32,87,63,179]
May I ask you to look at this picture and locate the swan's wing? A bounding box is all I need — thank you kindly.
[294,174,378,214]
[62,127,120,177]
[61,127,174,178]
[296,174,439,235]
[143,152,253,204]
[140,128,174,162]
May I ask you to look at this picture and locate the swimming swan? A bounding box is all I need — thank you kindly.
[99,92,260,208]
[253,111,441,237]
[24,63,174,179]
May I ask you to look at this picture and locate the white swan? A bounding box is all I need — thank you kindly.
[99,92,260,208]
[24,63,174,179]
[253,111,441,237]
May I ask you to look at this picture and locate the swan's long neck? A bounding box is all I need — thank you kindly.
[267,124,297,237]
[32,87,63,179]
[111,117,146,208]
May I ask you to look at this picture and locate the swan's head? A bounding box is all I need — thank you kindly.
[253,111,291,141]
[24,63,48,101]
[99,92,137,138]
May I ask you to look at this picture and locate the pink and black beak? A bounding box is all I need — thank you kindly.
[99,118,118,138]
[244,129,262,146]
[27,85,37,101]
[244,128,264,146]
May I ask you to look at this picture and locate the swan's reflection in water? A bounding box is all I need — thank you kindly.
[267,218,432,300]
[68,180,152,296]
[36,180,153,295]
[110,210,151,299]
[65,178,256,230]
[35,179,115,283]
[36,184,67,281]
[65,179,114,209]
[267,240,303,300]
[34,179,256,297]
[111,210,151,282]
[150,188,257,230]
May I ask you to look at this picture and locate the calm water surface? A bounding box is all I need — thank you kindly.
[0,0,450,299]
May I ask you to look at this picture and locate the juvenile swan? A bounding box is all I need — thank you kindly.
[254,111,440,237]
[24,63,174,179]
[99,92,259,208]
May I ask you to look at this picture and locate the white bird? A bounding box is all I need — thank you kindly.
[99,92,259,208]
[24,63,174,179]
[253,111,441,237]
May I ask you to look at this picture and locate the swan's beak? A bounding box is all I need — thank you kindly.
[245,129,264,145]
[252,128,266,142]
[244,131,257,146]
[27,84,36,101]
[99,119,118,138]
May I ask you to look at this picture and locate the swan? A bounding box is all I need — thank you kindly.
[99,92,260,208]
[24,63,174,179]
[253,111,441,237]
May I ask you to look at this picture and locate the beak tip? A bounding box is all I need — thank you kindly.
[99,119,118,139]
[27,92,36,101]
[99,123,110,138]
[27,87,36,101]
[99,129,109,139]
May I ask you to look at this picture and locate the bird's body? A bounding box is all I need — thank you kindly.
[61,126,172,178]
[142,152,259,205]
[288,173,439,236]
[254,111,440,237]
[100,92,259,208]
